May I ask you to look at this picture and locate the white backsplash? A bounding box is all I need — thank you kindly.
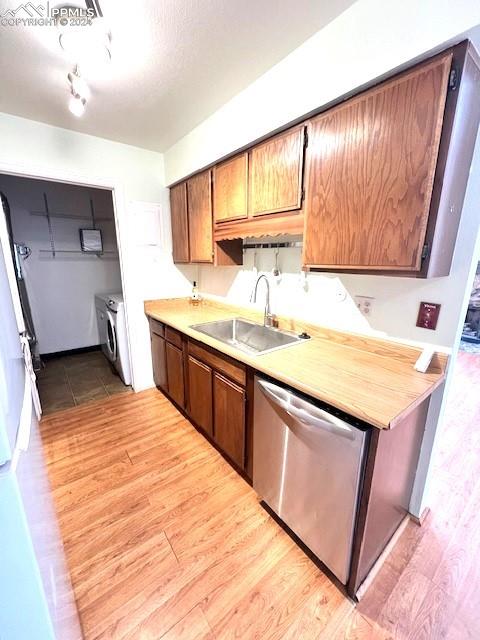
[200,246,376,333]
[197,244,469,349]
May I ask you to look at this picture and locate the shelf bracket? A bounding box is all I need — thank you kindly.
[43,193,56,258]
[90,197,96,229]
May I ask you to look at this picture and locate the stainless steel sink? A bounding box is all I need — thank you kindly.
[190,317,304,356]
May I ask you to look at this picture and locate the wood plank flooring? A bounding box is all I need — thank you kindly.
[40,351,480,640]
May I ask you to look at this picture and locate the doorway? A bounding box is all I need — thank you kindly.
[0,174,132,414]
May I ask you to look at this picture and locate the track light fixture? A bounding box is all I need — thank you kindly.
[68,93,86,117]
[68,69,90,100]
[67,67,89,117]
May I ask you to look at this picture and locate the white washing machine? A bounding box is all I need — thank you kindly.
[94,293,132,386]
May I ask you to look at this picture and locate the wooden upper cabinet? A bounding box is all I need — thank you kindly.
[187,170,214,263]
[249,125,305,217]
[170,182,189,263]
[303,53,453,271]
[213,153,248,223]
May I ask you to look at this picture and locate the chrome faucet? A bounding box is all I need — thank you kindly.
[251,274,275,327]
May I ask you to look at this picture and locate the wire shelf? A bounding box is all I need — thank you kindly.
[30,211,113,222]
[31,193,116,258]
[38,249,118,259]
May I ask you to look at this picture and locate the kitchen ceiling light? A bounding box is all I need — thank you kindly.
[59,19,112,67]
[68,70,90,100]
[68,93,86,117]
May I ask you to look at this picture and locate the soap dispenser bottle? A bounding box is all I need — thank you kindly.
[191,280,200,305]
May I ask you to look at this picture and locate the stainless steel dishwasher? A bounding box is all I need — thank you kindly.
[253,376,369,584]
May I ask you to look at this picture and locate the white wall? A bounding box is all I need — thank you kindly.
[0,112,197,390]
[0,175,122,354]
[162,0,480,517]
[199,245,471,349]
[164,0,480,184]
[410,130,480,516]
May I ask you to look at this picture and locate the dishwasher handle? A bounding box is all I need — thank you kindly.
[257,379,357,440]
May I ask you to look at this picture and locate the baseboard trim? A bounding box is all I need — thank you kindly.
[41,345,101,360]
[410,506,431,527]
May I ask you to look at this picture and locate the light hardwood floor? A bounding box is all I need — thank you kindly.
[40,352,480,640]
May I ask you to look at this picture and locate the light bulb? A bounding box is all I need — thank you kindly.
[68,72,90,100]
[59,20,111,68]
[68,94,86,117]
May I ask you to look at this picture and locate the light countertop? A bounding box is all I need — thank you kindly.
[144,298,447,430]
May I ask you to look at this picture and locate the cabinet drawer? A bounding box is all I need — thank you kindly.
[165,325,183,349]
[188,339,246,387]
[148,317,164,337]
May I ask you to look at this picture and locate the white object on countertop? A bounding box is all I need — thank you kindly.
[414,348,435,373]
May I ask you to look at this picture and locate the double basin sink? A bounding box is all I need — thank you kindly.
[190,317,305,356]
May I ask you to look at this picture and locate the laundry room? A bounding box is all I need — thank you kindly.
[0,174,131,414]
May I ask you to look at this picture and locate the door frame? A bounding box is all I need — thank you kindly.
[0,159,137,390]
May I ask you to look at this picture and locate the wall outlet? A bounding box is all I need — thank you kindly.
[355,295,375,316]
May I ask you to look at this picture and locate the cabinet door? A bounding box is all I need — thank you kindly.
[213,153,248,223]
[166,342,185,408]
[170,182,189,263]
[187,356,213,436]
[303,53,452,271]
[213,373,245,468]
[151,332,167,392]
[187,170,213,263]
[249,126,305,217]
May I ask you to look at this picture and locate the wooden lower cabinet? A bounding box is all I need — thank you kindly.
[186,340,247,470]
[151,332,167,392]
[187,355,213,436]
[149,325,248,471]
[166,342,185,408]
[213,372,246,469]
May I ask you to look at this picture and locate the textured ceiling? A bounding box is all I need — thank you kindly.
[0,0,356,151]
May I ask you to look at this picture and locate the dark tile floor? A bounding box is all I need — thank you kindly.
[36,349,132,415]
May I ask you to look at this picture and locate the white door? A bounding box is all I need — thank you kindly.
[0,196,41,464]
[0,190,81,639]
